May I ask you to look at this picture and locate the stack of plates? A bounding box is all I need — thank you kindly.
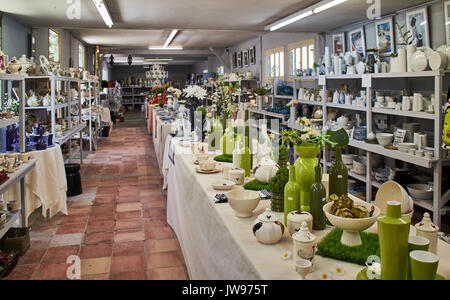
[396,143,416,153]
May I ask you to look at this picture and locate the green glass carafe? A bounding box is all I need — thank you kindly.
[221,120,237,155]
[378,201,411,280]
[284,165,300,225]
[240,136,251,177]
[294,144,321,212]
[329,147,348,197]
[310,164,327,230]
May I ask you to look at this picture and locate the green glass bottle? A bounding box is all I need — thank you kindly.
[329,147,348,197]
[240,136,251,177]
[284,165,300,225]
[310,164,327,230]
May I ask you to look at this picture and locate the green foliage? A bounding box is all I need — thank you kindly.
[278,144,289,162]
[326,128,349,150]
[317,228,380,265]
[269,168,289,195]
[213,154,233,163]
[196,105,207,116]
[243,179,271,192]
[253,87,270,96]
[396,22,413,46]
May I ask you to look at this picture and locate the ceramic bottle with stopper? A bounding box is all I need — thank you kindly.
[415,212,439,255]
[292,222,316,269]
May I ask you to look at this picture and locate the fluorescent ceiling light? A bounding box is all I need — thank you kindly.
[163,30,179,48]
[313,0,348,14]
[149,47,183,50]
[144,58,174,62]
[270,10,313,31]
[92,0,114,28]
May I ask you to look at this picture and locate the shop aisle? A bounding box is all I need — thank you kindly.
[4,111,189,280]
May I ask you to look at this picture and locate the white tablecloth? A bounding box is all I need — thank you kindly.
[101,107,111,124]
[166,146,450,280]
[5,144,68,219]
[153,111,173,173]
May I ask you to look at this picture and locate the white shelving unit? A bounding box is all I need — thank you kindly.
[80,80,100,152]
[24,75,85,164]
[121,86,151,108]
[224,78,259,104]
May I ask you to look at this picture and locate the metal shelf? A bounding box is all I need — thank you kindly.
[0,160,37,195]
[0,211,20,240]
[54,123,87,145]
[0,74,25,81]
[327,102,367,111]
[248,108,289,120]
[372,107,435,120]
[25,103,69,111]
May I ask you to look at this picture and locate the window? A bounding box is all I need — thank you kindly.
[288,38,315,79]
[79,44,85,69]
[264,46,285,83]
[49,29,60,63]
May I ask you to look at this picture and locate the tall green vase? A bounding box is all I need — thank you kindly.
[378,201,411,280]
[240,136,251,177]
[329,147,348,197]
[284,165,300,225]
[294,144,321,212]
[310,164,327,230]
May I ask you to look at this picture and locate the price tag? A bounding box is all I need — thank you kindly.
[318,75,326,86]
[362,74,372,88]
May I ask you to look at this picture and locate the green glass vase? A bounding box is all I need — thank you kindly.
[310,164,327,230]
[294,144,321,212]
[221,120,239,155]
[329,147,348,197]
[284,165,300,225]
[378,201,411,280]
[240,136,251,177]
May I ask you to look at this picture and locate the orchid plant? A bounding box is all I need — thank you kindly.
[279,117,337,149]
[167,87,182,98]
[183,85,207,100]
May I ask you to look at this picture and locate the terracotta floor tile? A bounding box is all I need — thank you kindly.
[3,264,38,280]
[50,233,84,247]
[42,246,80,263]
[33,262,69,280]
[113,241,145,257]
[110,270,147,280]
[67,206,91,216]
[81,257,111,276]
[115,219,142,231]
[61,215,89,225]
[84,232,114,245]
[116,202,142,212]
[144,219,168,229]
[19,249,46,265]
[80,244,113,259]
[56,223,87,234]
[147,251,181,269]
[142,201,165,209]
[141,194,163,202]
[110,255,146,273]
[91,204,115,214]
[86,220,115,233]
[82,273,110,280]
[93,197,116,206]
[116,210,141,220]
[148,266,187,280]
[145,239,177,253]
[88,211,115,222]
[146,226,173,240]
[114,229,145,243]
[143,208,166,219]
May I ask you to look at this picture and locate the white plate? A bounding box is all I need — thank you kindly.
[211,180,235,191]
[195,167,221,174]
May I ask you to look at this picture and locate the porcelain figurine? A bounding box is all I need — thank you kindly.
[287,211,313,235]
[0,50,8,74]
[18,55,31,75]
[7,57,22,74]
[252,208,285,245]
[27,92,39,107]
[415,212,439,255]
[42,94,51,106]
[292,222,316,267]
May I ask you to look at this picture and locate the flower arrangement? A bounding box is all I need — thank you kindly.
[167,87,182,98]
[151,83,169,96]
[183,85,207,100]
[213,75,239,120]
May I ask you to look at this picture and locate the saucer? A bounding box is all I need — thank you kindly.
[195,167,221,174]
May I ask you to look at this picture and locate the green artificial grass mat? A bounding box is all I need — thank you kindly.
[213,154,233,163]
[243,179,271,192]
[317,228,380,265]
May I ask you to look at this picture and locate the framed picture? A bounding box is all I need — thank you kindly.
[232,52,237,68]
[243,50,249,67]
[406,7,429,49]
[332,33,345,54]
[375,17,395,56]
[349,27,366,54]
[237,52,242,68]
[249,46,256,65]
[445,1,450,45]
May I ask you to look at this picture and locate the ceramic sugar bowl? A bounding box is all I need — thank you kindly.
[252,208,285,245]
[287,211,313,235]
[254,158,279,184]
[415,212,439,254]
[292,222,316,268]
[7,57,22,74]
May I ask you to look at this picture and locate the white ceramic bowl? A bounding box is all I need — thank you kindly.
[199,160,216,171]
[195,153,209,162]
[323,199,380,247]
[227,190,261,218]
[407,184,433,200]
[376,133,394,146]
[342,154,358,165]
[211,180,235,191]
[375,181,412,214]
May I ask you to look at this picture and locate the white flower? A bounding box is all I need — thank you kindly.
[183,85,207,100]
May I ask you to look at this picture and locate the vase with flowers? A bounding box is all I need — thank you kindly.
[183,85,207,135]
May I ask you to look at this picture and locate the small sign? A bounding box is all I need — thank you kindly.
[362,74,372,88]
[318,75,326,86]
[394,129,406,145]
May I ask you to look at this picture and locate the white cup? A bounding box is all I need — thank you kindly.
[402,96,411,111]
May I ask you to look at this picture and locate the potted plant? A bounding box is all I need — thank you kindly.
[253,87,269,110]
[396,22,415,72]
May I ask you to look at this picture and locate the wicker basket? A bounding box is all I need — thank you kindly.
[0,227,30,256]
[270,192,284,213]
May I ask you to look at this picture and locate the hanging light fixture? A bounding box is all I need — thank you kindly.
[128,54,133,66]
[109,54,114,66]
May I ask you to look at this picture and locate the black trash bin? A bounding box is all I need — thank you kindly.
[65,164,82,197]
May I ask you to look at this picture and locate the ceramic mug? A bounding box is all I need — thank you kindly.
[396,103,402,111]
[407,236,430,280]
[409,250,438,280]
[402,96,411,111]
[199,160,216,171]
[388,102,396,109]
[18,152,30,162]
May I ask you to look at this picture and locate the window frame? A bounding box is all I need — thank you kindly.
[264,46,285,84]
[79,44,85,69]
[48,29,61,63]
[287,38,315,81]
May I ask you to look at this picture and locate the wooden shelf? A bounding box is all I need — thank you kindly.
[25,103,69,111]
[327,103,367,111]
[0,160,37,195]
[372,107,435,120]
[0,74,24,81]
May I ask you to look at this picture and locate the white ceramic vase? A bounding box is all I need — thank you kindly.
[398,48,407,73]
[407,45,417,72]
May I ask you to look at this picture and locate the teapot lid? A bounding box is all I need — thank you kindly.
[257,208,279,223]
[292,222,316,243]
[288,211,312,223]
[415,212,439,232]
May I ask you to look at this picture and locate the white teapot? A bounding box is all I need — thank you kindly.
[42,94,51,106]
[252,208,285,245]
[254,158,279,184]
[27,91,39,107]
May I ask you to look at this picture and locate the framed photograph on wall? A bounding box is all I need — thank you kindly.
[332,33,345,54]
[249,46,256,65]
[375,17,395,56]
[349,27,366,55]
[243,50,249,67]
[445,1,450,45]
[237,52,242,68]
[232,52,237,68]
[406,7,430,49]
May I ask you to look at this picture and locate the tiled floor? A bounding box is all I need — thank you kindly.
[4,111,189,280]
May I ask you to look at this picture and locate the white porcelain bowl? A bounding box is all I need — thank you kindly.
[407,184,433,200]
[227,190,261,218]
[376,133,394,146]
[323,199,380,247]
[199,160,216,171]
[375,181,412,214]
[342,154,358,165]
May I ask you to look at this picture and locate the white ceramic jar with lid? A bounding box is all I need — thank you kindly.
[286,211,313,235]
[292,222,316,268]
[415,212,439,254]
[252,208,285,244]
